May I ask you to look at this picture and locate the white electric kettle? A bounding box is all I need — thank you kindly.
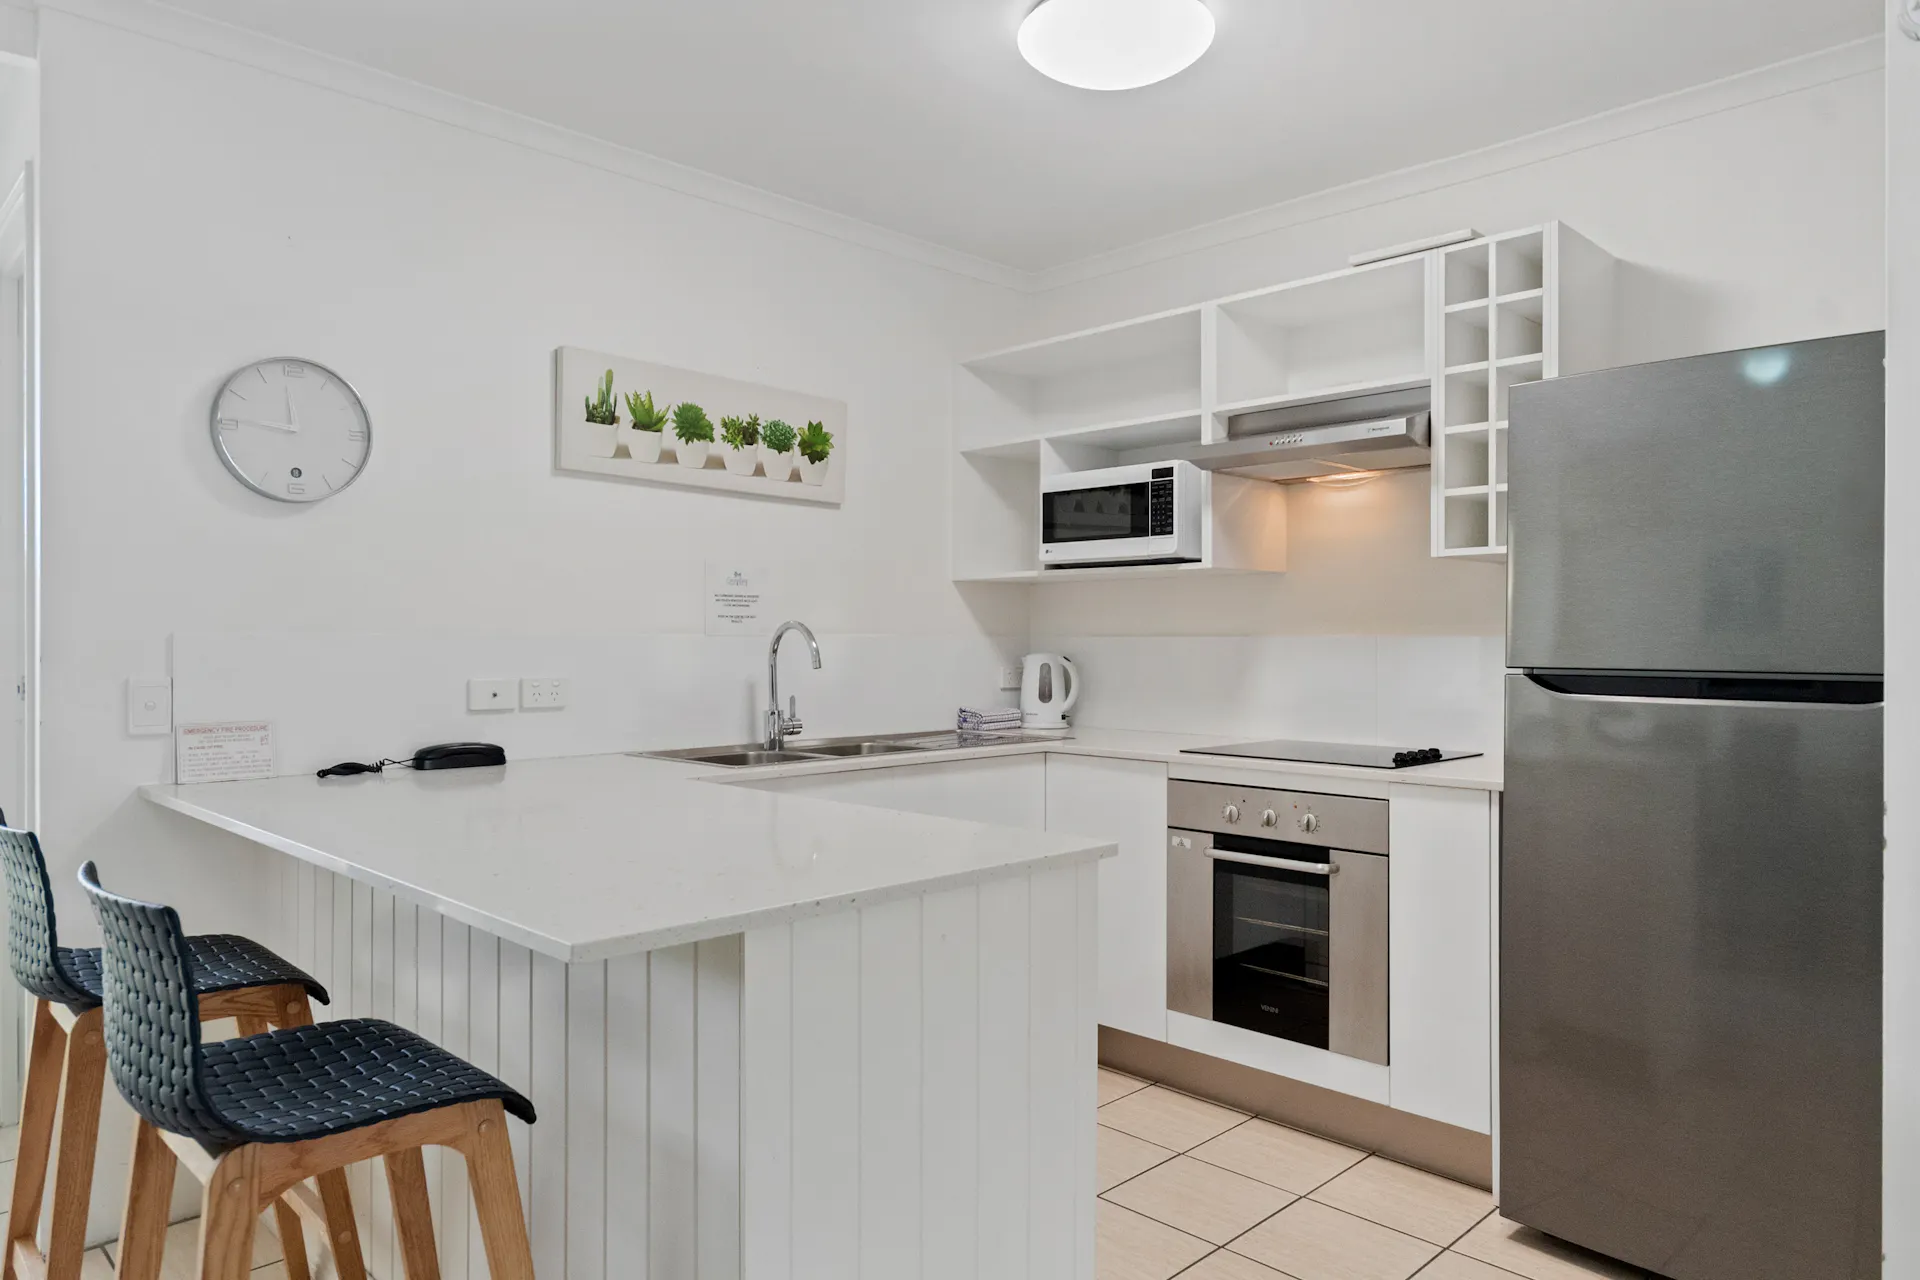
[1020,653,1080,730]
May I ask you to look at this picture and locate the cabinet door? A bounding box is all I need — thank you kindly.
[742,756,1047,830]
[1387,784,1492,1133]
[1045,755,1169,1042]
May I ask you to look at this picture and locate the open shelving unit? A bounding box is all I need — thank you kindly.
[1431,225,1616,558]
[953,222,1614,580]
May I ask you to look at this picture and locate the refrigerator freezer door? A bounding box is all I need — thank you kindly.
[1500,674,1881,1280]
[1508,332,1884,675]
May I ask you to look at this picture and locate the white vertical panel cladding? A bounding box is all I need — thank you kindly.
[788,914,861,1280]
[282,857,1098,1280]
[858,899,922,1280]
[743,925,794,1280]
[1387,785,1494,1133]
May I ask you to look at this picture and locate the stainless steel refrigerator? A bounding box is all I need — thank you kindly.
[1502,332,1883,1280]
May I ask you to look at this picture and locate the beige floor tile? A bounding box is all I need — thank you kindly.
[1453,1214,1645,1280]
[1180,1249,1294,1279]
[1189,1117,1367,1195]
[1229,1198,1440,1280]
[1099,1067,1152,1107]
[0,1157,12,1202]
[250,1265,292,1279]
[131,1215,286,1279]
[0,1126,18,1161]
[1097,1086,1247,1153]
[79,1248,115,1280]
[1415,1253,1533,1280]
[1310,1156,1494,1246]
[1100,1124,1178,1193]
[1103,1154,1295,1246]
[1097,1199,1215,1280]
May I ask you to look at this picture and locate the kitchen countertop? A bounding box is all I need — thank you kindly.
[140,752,1115,963]
[139,725,1498,964]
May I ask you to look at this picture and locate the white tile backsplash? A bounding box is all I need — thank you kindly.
[1033,634,1504,750]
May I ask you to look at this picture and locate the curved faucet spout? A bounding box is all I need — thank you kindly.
[766,620,823,749]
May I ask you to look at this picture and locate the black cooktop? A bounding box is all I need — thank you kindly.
[1181,739,1484,770]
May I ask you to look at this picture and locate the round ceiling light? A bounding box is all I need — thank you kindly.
[1018,0,1216,92]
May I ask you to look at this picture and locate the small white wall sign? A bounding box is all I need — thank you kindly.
[705,563,781,636]
[175,721,275,784]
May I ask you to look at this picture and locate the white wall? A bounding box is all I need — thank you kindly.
[32,8,1025,925]
[1024,52,1886,739]
[1885,8,1916,1277]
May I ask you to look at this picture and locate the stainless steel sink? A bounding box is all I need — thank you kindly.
[799,741,926,757]
[640,729,1058,768]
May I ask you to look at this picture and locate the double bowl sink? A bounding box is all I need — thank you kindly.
[643,729,1053,769]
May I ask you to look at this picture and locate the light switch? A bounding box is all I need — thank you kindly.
[128,678,173,736]
[467,678,517,712]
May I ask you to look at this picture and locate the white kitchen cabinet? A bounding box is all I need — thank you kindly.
[1044,755,1169,1042]
[1387,783,1494,1133]
[741,755,1048,830]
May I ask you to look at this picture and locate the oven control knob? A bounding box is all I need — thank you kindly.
[1260,809,1278,828]
[1297,812,1320,834]
[1222,804,1241,824]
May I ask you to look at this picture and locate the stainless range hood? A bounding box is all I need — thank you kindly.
[1178,384,1433,482]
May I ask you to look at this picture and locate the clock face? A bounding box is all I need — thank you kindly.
[210,358,371,503]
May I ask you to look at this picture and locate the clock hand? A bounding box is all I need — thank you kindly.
[285,385,300,428]
[228,416,300,434]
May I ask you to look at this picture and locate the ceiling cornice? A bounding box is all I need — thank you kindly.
[14,3,1889,294]
[1028,35,1885,293]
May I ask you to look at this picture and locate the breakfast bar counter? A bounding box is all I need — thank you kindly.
[142,753,1113,1280]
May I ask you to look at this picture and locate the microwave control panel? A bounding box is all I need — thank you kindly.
[1149,466,1175,536]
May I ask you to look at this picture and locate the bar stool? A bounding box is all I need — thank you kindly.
[80,861,539,1280]
[0,829,365,1280]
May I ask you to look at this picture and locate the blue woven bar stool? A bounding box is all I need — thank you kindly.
[80,861,539,1280]
[0,828,359,1280]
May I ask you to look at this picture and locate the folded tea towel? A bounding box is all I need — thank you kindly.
[958,706,1023,731]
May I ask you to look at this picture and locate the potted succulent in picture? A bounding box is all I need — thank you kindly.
[579,368,619,458]
[758,418,797,481]
[671,401,715,469]
[718,414,761,476]
[622,389,670,463]
[795,420,835,486]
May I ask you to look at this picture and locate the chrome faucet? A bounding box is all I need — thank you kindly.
[765,620,822,749]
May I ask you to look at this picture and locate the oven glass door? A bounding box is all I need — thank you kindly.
[1211,840,1332,1048]
[1042,481,1152,544]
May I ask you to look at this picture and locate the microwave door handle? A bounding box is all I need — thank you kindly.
[1204,848,1338,876]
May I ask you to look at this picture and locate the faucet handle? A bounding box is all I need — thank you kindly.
[780,695,804,739]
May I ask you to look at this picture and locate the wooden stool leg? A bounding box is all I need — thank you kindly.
[198,1146,260,1280]
[234,1012,311,1280]
[116,1119,178,1280]
[273,991,369,1280]
[5,999,66,1280]
[44,1009,105,1280]
[383,1147,442,1280]
[459,1103,533,1280]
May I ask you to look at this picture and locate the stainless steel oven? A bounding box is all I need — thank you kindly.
[1166,780,1389,1063]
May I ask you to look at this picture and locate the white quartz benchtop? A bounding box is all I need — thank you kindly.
[140,753,1115,964]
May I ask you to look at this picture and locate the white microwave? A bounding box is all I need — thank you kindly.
[1040,461,1204,568]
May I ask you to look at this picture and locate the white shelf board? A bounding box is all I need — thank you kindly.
[1214,374,1430,420]
[1444,298,1492,316]
[953,567,1044,583]
[1495,289,1545,323]
[1443,485,1493,499]
[1444,421,1493,437]
[954,561,1281,585]
[959,409,1203,460]
[961,306,1202,380]
[1495,353,1545,370]
[1444,361,1491,377]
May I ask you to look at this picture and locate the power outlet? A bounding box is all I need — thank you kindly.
[127,677,173,736]
[521,677,569,710]
[998,665,1024,691]
[468,678,516,712]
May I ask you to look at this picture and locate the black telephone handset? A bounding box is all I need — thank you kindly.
[412,743,507,771]
[318,742,506,778]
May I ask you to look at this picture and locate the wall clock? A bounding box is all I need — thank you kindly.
[210,357,371,502]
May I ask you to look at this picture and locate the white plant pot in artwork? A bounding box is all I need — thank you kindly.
[624,426,664,463]
[675,439,712,469]
[759,446,795,482]
[576,419,619,459]
[797,455,830,486]
[721,442,759,476]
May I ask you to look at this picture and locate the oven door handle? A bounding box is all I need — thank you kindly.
[1204,848,1338,876]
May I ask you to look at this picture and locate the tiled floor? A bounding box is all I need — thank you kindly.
[1096,1067,1651,1280]
[0,1126,296,1279]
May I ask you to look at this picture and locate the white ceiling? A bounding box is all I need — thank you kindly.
[160,0,1879,272]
